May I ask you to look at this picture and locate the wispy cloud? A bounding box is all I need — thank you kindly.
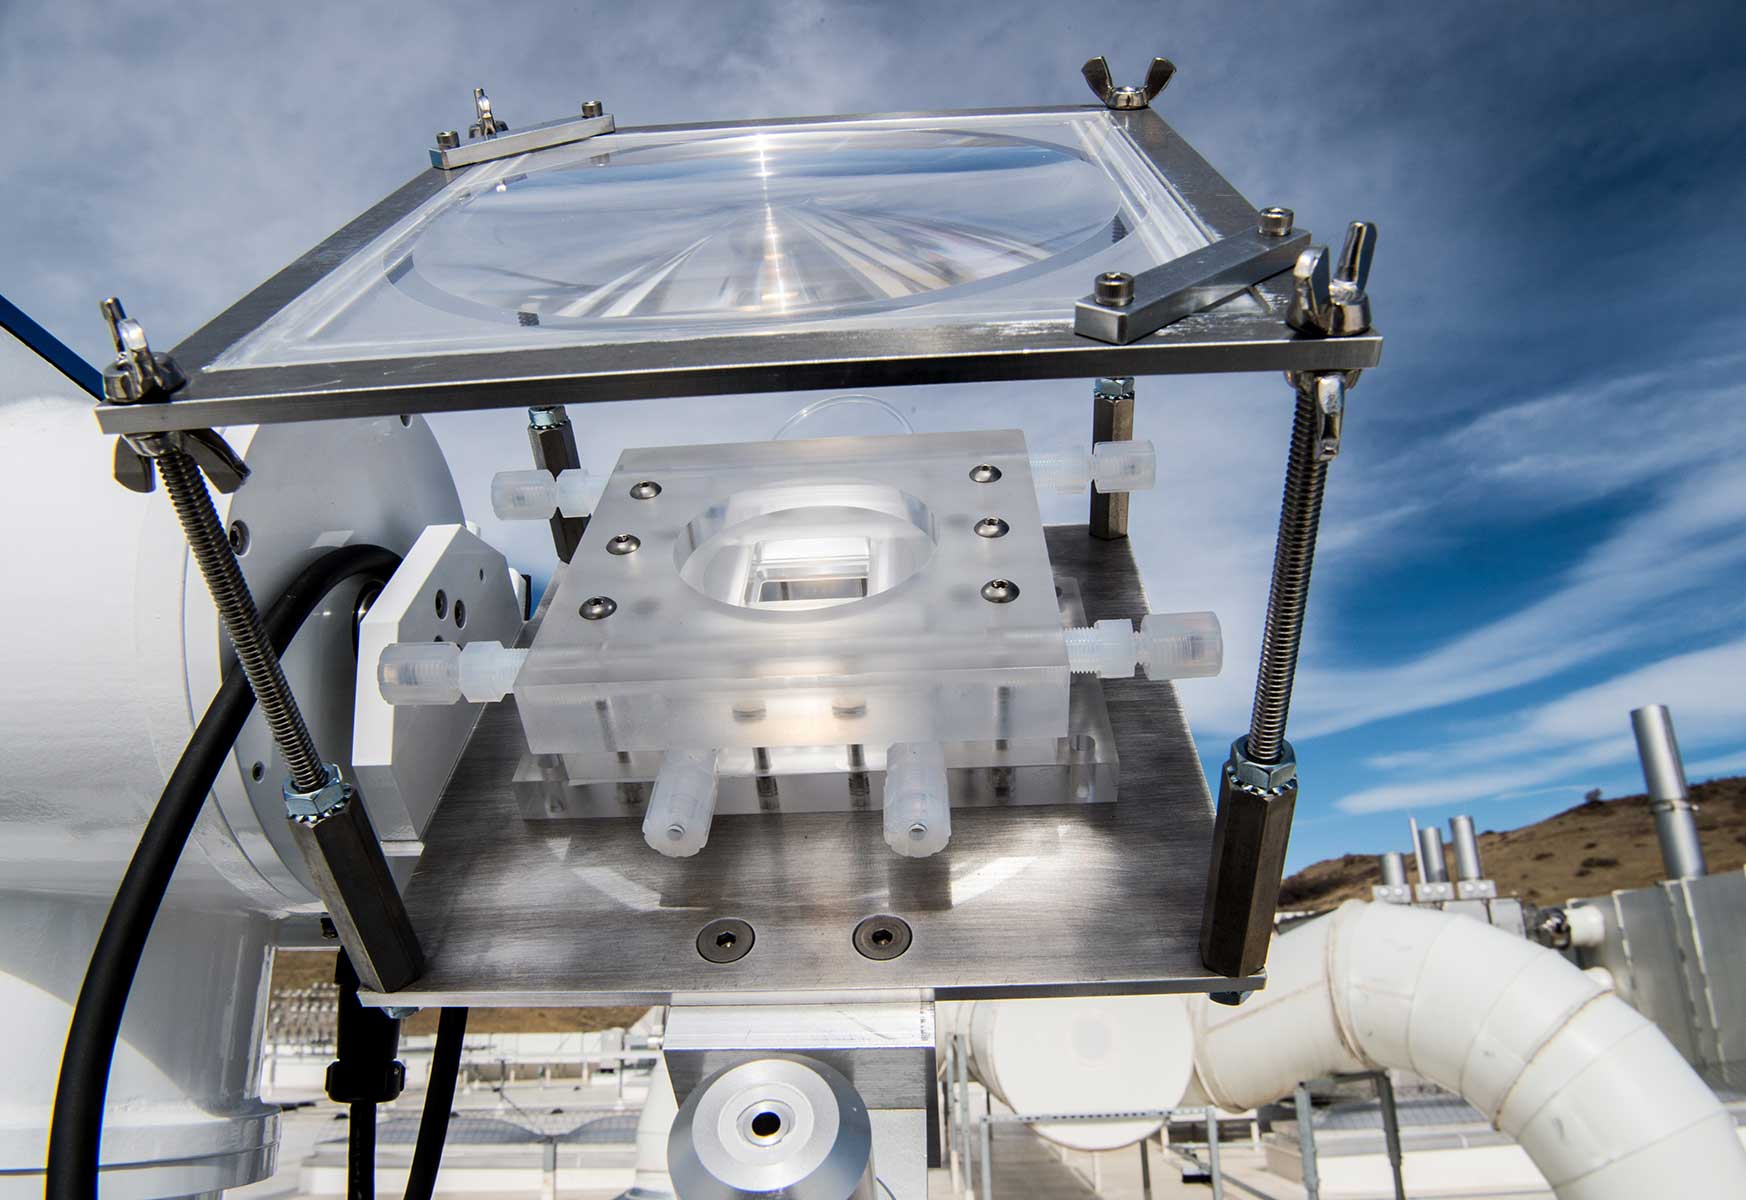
[1337,633,1746,813]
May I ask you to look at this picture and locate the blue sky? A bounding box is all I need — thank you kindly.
[4,3,1744,871]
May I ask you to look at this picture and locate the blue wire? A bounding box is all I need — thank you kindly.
[0,290,103,399]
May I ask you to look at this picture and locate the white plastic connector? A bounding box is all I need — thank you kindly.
[1062,611,1223,680]
[378,640,528,705]
[884,741,951,858]
[1028,440,1156,495]
[1137,611,1222,680]
[644,749,720,858]
[490,468,595,520]
[1566,904,1607,949]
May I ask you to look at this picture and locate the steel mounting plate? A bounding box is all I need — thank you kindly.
[361,527,1259,1007]
[97,105,1379,436]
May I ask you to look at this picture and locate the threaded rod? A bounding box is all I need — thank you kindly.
[1246,384,1330,765]
[156,448,328,791]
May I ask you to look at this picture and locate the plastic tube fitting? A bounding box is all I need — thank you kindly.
[1062,611,1222,680]
[1029,440,1157,495]
[884,741,950,857]
[490,468,595,520]
[378,640,528,704]
[644,750,720,858]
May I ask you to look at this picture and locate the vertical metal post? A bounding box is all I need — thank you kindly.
[1090,376,1135,539]
[945,1038,962,1196]
[1375,1071,1406,1200]
[1205,1106,1223,1200]
[979,1116,993,1200]
[528,405,587,561]
[1294,1083,1320,1200]
[1379,852,1408,888]
[1200,374,1344,977]
[1449,814,1484,881]
[1417,826,1449,883]
[1631,705,1709,880]
[541,1138,558,1200]
[1139,1135,1152,1200]
[957,1035,974,1200]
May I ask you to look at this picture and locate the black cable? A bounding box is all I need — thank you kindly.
[405,1007,470,1200]
[47,543,403,1200]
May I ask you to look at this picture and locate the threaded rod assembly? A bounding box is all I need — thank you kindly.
[155,447,328,792]
[1245,382,1330,766]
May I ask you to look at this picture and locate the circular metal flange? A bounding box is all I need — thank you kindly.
[605,533,641,555]
[968,463,1002,483]
[974,517,1009,538]
[852,915,912,961]
[669,1054,873,1200]
[579,596,617,620]
[630,480,662,499]
[697,917,755,963]
[981,579,1020,603]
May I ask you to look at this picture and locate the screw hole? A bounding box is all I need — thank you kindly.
[715,931,736,949]
[477,568,486,582]
[398,414,412,427]
[227,520,250,556]
[870,928,893,947]
[453,599,467,628]
[250,761,265,782]
[434,589,448,619]
[750,1111,782,1138]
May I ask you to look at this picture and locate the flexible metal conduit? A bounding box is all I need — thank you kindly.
[1190,901,1746,1198]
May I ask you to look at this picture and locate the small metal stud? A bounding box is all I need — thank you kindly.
[579,596,617,620]
[974,517,1010,539]
[606,533,641,555]
[630,480,662,499]
[969,464,1002,483]
[981,579,1020,603]
[1094,271,1135,307]
[1258,206,1295,237]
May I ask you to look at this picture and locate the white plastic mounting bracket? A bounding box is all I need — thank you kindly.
[352,524,523,840]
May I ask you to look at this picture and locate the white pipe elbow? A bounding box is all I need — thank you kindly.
[1191,901,1746,1198]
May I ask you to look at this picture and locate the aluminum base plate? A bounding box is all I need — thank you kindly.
[366,527,1255,1005]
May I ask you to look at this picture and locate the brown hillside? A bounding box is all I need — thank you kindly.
[1279,775,1746,910]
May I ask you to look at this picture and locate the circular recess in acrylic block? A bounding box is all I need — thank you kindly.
[675,479,937,612]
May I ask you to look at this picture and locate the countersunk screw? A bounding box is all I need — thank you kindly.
[974,517,1010,538]
[1094,271,1135,307]
[969,463,1002,483]
[606,533,640,555]
[981,579,1020,603]
[630,480,662,499]
[1258,206,1295,237]
[579,596,617,620]
[435,130,460,150]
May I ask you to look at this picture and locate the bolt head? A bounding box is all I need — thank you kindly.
[605,533,640,556]
[1258,206,1295,237]
[579,596,617,620]
[1093,271,1135,308]
[629,480,662,499]
[580,99,604,118]
[968,463,1002,483]
[981,579,1020,604]
[435,130,460,150]
[974,517,1009,538]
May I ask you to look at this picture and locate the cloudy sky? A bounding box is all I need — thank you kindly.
[5,3,1744,871]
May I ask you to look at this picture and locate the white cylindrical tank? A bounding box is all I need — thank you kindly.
[960,996,1194,1150]
[0,393,461,1196]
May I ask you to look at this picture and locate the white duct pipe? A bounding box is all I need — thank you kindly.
[1191,901,1746,1198]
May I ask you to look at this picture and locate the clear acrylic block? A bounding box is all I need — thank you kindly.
[512,430,1071,756]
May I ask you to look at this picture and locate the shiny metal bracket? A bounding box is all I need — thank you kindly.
[431,101,615,169]
[1074,224,1310,344]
